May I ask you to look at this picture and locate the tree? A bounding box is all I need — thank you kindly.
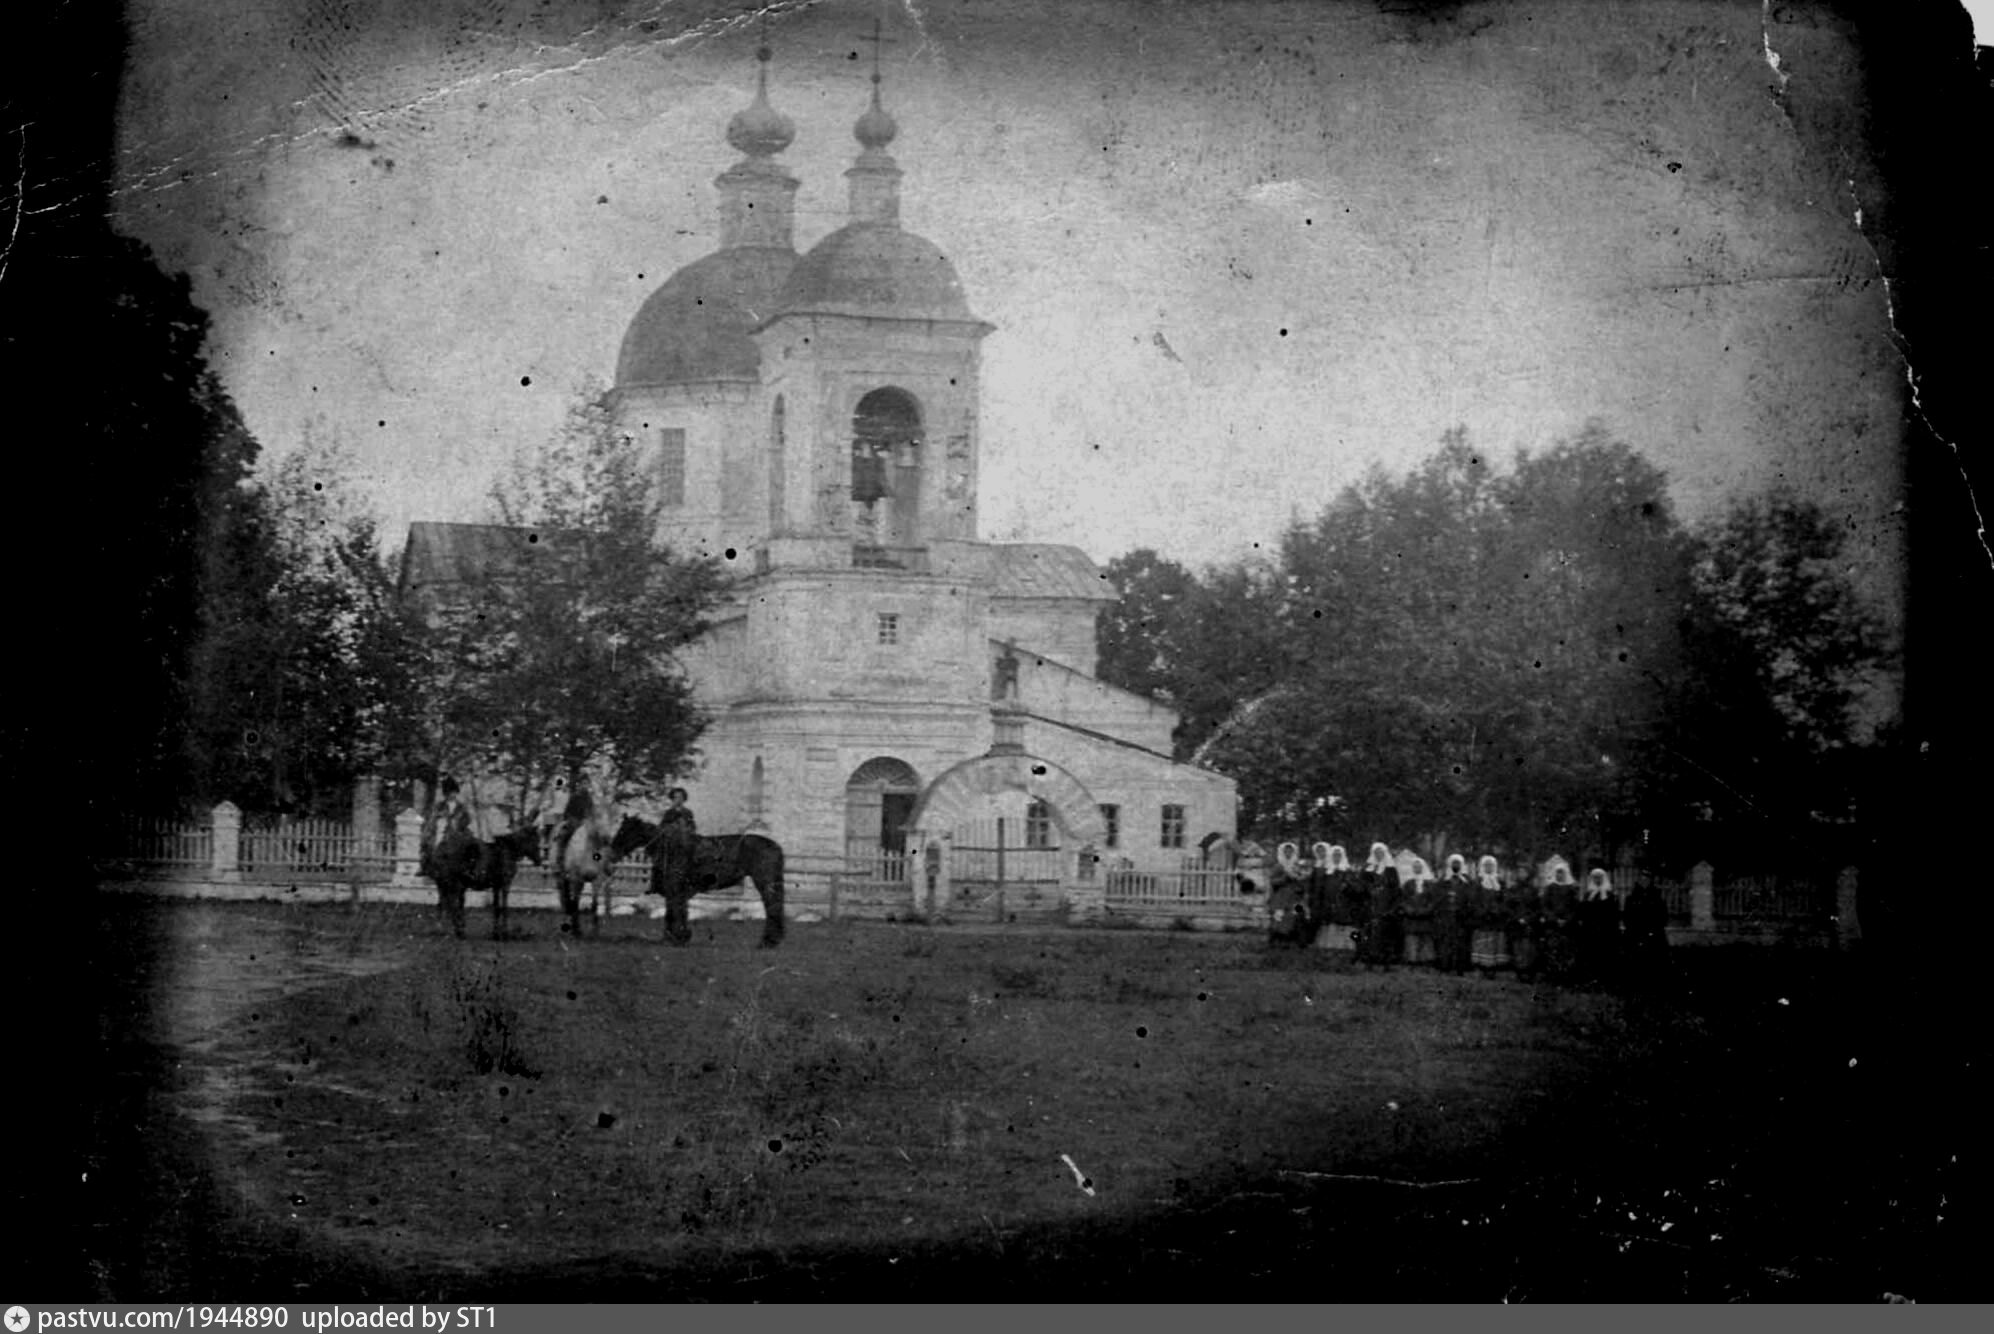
[1643,489,1893,869]
[411,386,729,819]
[1203,425,1689,861]
[1096,549,1288,759]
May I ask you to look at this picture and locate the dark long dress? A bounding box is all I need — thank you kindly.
[1338,870,1372,936]
[1506,883,1541,973]
[1315,868,1359,952]
[1267,871,1312,947]
[1539,880,1579,977]
[1433,874,1476,972]
[1402,883,1436,964]
[1620,881,1671,987]
[1360,869,1402,966]
[1573,892,1621,982]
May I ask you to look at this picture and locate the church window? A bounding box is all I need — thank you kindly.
[876,612,900,645]
[1099,804,1121,849]
[1025,799,1053,849]
[1160,804,1186,850]
[659,428,686,508]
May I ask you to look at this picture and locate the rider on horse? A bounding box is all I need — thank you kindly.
[550,780,595,873]
[421,776,473,879]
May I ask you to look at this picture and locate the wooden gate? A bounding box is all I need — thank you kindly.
[946,816,1067,923]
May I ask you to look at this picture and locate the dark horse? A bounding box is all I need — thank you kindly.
[427,827,543,939]
[612,817,786,948]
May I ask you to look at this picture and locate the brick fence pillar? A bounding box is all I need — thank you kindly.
[1066,845,1105,924]
[210,801,242,884]
[1689,861,1715,931]
[392,808,426,887]
[1836,865,1862,947]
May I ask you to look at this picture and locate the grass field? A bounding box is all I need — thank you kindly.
[25,897,1979,1300]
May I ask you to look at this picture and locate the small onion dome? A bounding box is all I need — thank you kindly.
[726,85,795,158]
[854,93,898,152]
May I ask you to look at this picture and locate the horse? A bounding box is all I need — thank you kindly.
[612,816,786,948]
[426,826,543,939]
[546,800,625,937]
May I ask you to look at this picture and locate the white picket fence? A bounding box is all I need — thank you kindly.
[240,816,395,877]
[1104,866,1253,906]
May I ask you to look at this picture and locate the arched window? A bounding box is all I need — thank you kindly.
[851,387,922,505]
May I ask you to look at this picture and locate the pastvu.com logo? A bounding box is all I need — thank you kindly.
[6,1306,31,1333]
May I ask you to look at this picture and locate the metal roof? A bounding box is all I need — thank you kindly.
[988,543,1118,602]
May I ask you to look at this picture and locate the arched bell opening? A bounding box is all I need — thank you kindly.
[851,386,923,547]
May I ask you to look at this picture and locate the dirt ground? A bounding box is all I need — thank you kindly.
[12,894,1979,1301]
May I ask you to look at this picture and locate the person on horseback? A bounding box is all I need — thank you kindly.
[550,779,594,874]
[421,776,472,879]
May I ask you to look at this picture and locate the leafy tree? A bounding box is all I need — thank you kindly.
[177,435,427,814]
[14,236,267,811]
[1096,549,1198,703]
[1642,489,1892,869]
[1097,549,1288,759]
[1205,426,1688,861]
[409,386,729,819]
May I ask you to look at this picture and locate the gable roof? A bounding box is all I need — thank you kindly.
[989,543,1117,602]
[398,521,585,595]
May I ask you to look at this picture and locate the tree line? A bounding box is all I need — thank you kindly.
[81,241,722,823]
[1096,427,1894,876]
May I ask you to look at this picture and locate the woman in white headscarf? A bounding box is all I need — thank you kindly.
[1313,843,1357,954]
[1471,855,1513,970]
[1358,842,1401,968]
[1401,853,1437,965]
[1538,857,1579,978]
[1433,853,1475,973]
[1266,841,1313,948]
[1574,866,1622,982]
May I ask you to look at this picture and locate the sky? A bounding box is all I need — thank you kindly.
[112,0,1925,629]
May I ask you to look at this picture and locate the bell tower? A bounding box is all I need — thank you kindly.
[751,30,993,567]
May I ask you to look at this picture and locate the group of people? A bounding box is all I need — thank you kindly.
[417,775,698,880]
[1264,842,1669,984]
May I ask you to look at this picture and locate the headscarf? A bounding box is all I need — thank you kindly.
[1445,853,1469,880]
[1406,856,1433,890]
[1366,842,1392,874]
[1583,867,1614,901]
[1540,855,1573,888]
[1276,842,1302,879]
[1328,845,1351,873]
[1478,855,1501,891]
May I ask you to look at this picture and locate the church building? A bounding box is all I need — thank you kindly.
[405,49,1237,916]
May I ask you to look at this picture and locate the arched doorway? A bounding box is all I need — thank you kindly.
[851,386,923,547]
[845,756,921,883]
[907,753,1107,923]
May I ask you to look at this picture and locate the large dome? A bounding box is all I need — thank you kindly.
[615,245,797,388]
[768,223,979,324]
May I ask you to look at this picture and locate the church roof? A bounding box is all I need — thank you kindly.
[398,521,583,594]
[615,246,797,389]
[989,544,1118,602]
[767,222,983,326]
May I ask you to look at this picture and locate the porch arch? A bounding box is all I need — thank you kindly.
[907,752,1106,848]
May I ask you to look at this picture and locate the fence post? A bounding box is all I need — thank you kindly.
[1066,845,1104,924]
[352,776,381,862]
[391,808,426,887]
[210,801,242,883]
[1836,865,1862,947]
[1689,861,1715,931]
